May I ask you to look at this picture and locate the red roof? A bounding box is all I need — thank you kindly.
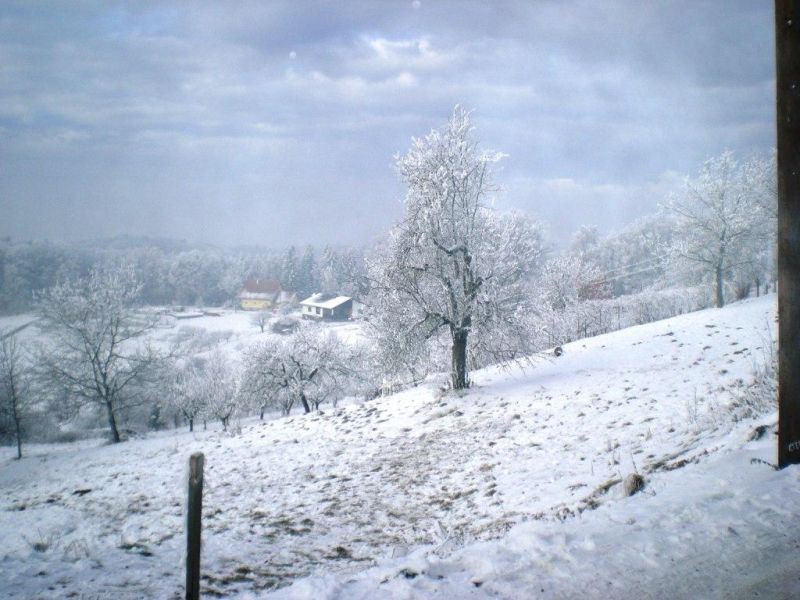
[242,278,281,294]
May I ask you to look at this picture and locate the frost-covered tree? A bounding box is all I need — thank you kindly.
[0,333,33,459]
[317,245,339,295]
[540,255,605,311]
[743,150,778,294]
[36,265,162,443]
[569,225,600,259]
[664,151,771,308]
[251,311,270,333]
[567,216,673,297]
[281,246,300,293]
[0,241,75,312]
[219,256,250,308]
[242,325,351,415]
[368,304,433,389]
[747,149,778,222]
[535,255,607,344]
[129,247,173,306]
[368,107,544,389]
[297,245,317,299]
[169,250,225,306]
[201,351,241,431]
[169,359,207,432]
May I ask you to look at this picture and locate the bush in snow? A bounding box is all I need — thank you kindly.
[536,285,709,348]
[727,332,777,422]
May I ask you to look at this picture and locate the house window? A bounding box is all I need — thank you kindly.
[316,307,321,315]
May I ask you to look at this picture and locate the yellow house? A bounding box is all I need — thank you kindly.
[237,278,281,311]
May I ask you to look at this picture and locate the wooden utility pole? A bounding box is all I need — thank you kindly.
[186,452,204,600]
[776,1,800,468]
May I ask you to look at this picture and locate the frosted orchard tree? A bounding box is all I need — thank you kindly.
[251,310,270,333]
[37,265,162,443]
[241,325,352,415]
[201,350,241,431]
[747,149,777,222]
[665,151,771,308]
[169,358,208,432]
[369,107,544,390]
[0,333,33,459]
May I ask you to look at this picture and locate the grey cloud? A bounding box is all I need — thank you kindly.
[0,1,776,247]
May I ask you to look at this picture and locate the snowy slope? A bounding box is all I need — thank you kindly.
[270,426,799,600]
[0,295,790,599]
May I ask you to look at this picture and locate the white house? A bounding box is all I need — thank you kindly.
[299,293,353,321]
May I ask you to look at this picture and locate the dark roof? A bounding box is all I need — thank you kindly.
[242,278,281,294]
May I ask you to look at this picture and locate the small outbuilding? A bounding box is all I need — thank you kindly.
[276,290,299,306]
[300,293,353,321]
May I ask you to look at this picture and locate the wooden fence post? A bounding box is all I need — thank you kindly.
[776,1,800,468]
[186,452,204,600]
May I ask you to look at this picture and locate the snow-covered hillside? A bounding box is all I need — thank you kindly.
[1,295,795,599]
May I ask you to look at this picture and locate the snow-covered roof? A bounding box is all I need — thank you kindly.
[238,291,276,300]
[239,278,281,294]
[300,293,352,310]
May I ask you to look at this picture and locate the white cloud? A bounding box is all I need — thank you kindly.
[359,36,453,73]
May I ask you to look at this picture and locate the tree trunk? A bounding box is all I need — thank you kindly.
[260,406,265,420]
[714,265,725,308]
[105,400,121,443]
[188,417,194,432]
[451,328,469,390]
[299,392,311,414]
[12,413,22,459]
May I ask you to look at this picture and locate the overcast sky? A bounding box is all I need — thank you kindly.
[0,1,775,248]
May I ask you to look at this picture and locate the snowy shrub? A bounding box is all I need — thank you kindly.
[26,529,62,554]
[169,326,234,354]
[727,334,777,422]
[537,286,708,347]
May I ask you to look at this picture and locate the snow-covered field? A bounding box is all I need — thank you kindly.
[3,306,366,356]
[153,308,366,346]
[1,295,796,599]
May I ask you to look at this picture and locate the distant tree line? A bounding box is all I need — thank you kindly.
[0,239,368,314]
